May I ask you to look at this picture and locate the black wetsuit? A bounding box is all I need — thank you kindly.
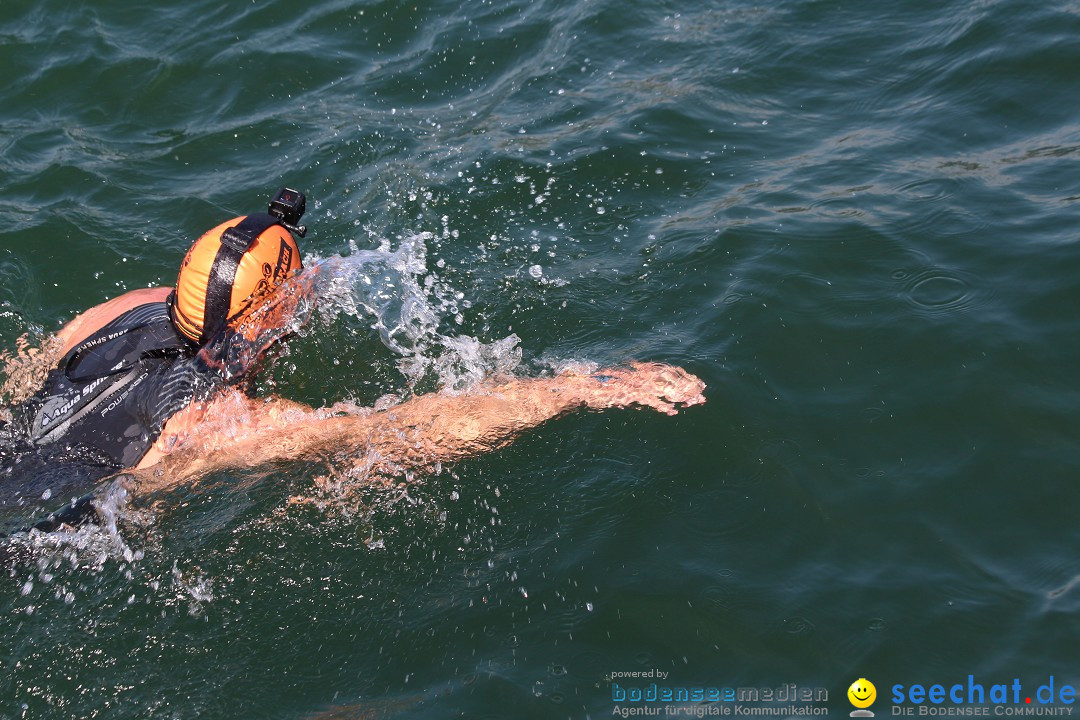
[1,301,206,531]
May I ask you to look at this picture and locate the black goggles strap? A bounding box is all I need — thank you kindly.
[200,213,283,345]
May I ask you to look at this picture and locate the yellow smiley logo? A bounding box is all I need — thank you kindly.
[848,678,877,709]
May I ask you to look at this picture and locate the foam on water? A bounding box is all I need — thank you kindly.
[3,478,142,581]
[218,230,522,394]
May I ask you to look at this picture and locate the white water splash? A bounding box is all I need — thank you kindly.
[6,479,143,574]
[171,561,214,616]
[235,232,521,393]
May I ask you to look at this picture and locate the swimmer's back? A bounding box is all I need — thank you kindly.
[1,287,202,525]
[56,287,174,356]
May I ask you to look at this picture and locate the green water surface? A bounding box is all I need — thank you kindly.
[1,0,1078,718]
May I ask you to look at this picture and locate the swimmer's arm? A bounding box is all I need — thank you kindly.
[133,363,706,488]
[353,363,706,475]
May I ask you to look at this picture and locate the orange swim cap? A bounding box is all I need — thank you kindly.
[171,214,303,345]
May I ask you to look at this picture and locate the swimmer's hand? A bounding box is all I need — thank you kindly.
[567,362,706,416]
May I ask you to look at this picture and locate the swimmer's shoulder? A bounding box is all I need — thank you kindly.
[57,287,174,356]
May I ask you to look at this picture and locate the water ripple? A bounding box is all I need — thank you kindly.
[897,267,989,317]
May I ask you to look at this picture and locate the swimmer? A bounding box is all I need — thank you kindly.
[0,188,705,534]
